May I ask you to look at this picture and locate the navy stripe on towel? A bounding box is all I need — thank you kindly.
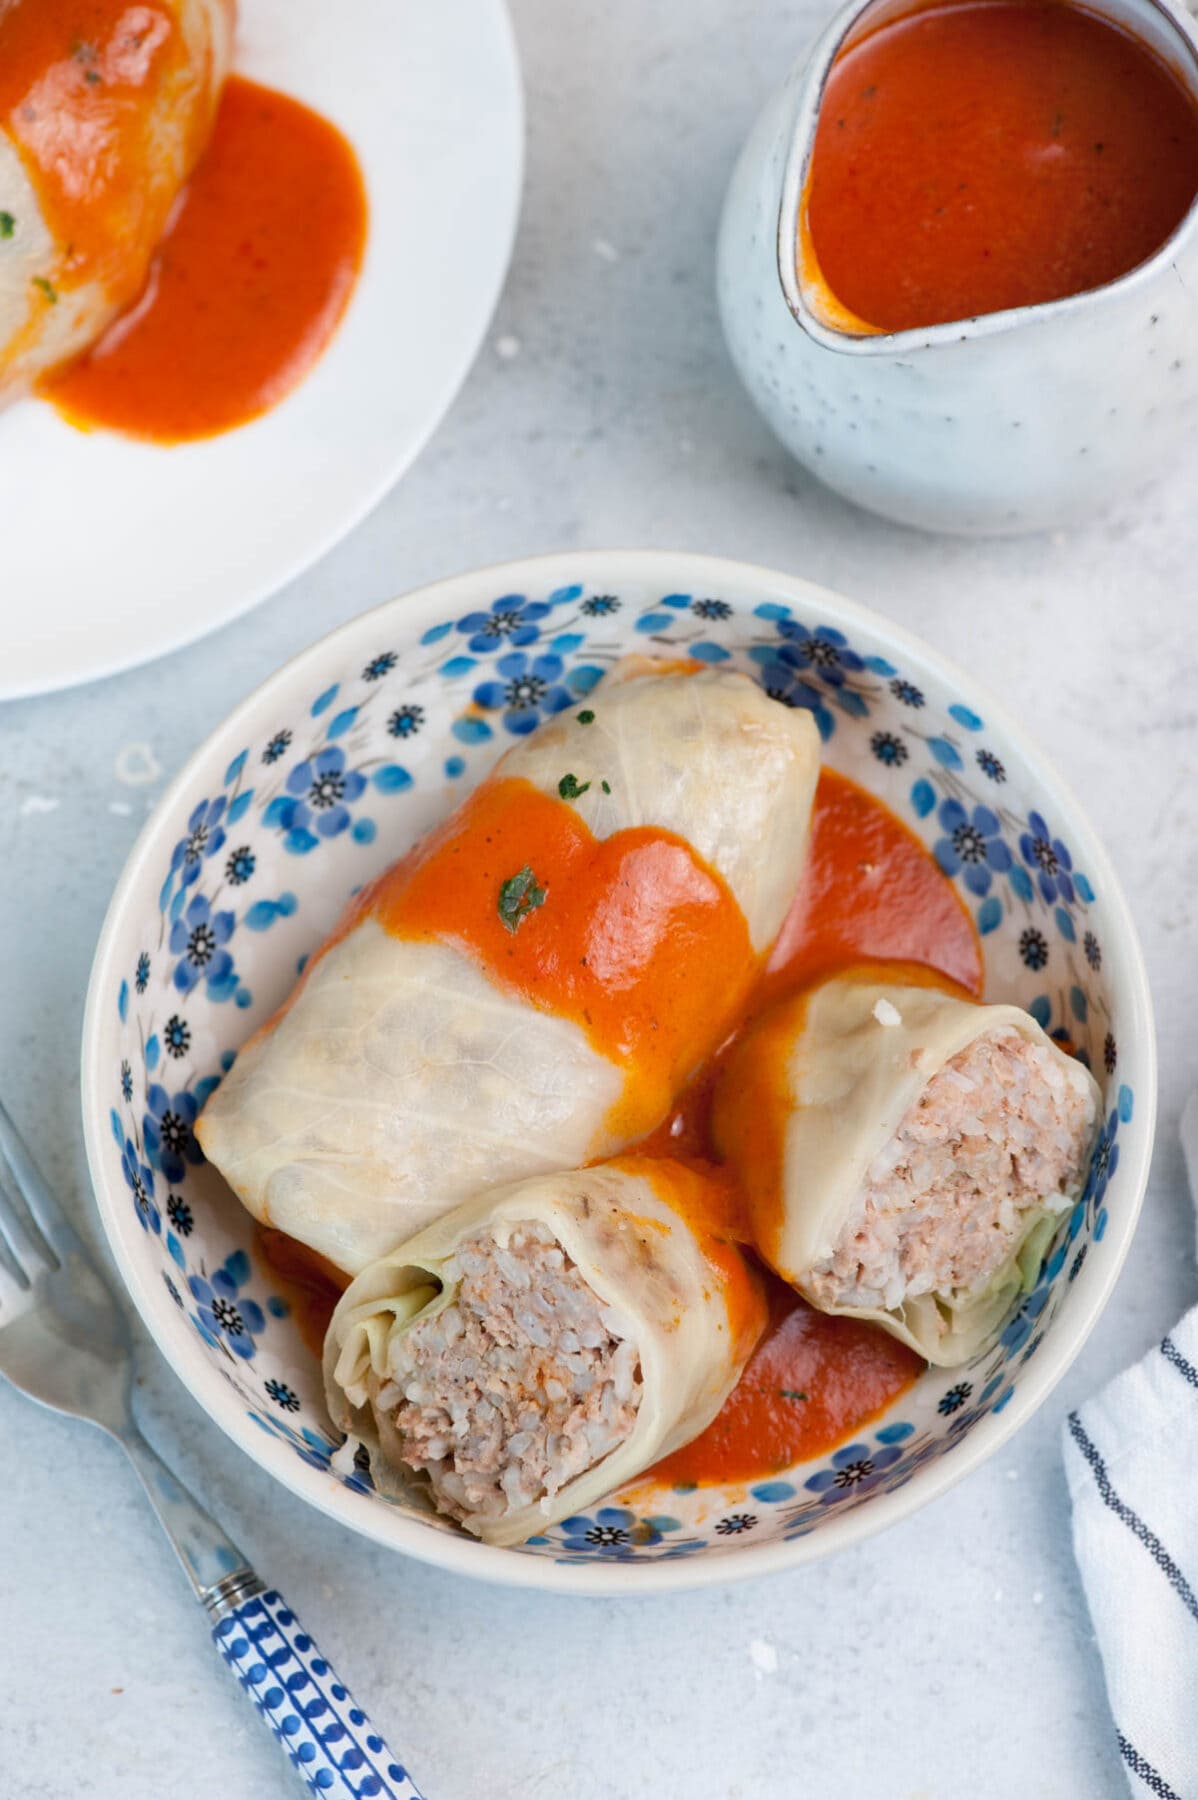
[1066,1413,1198,1623]
[1160,1335,1198,1391]
[1118,1731,1183,1800]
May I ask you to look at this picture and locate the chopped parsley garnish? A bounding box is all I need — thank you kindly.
[85,69,102,85]
[558,773,590,801]
[32,276,57,304]
[780,1389,808,1403]
[0,213,14,239]
[497,865,547,933]
[600,779,611,795]
[577,709,595,725]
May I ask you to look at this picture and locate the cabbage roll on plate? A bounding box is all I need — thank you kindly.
[198,662,820,1274]
[323,1158,767,1546]
[713,965,1101,1365]
[0,0,234,401]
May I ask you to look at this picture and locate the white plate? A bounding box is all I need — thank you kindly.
[0,0,523,701]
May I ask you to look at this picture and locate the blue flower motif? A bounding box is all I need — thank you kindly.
[473,651,576,736]
[262,729,292,765]
[870,731,908,767]
[134,951,151,993]
[581,594,620,616]
[775,621,866,688]
[170,796,228,890]
[224,844,255,886]
[120,1059,133,1102]
[388,703,425,739]
[169,892,234,995]
[803,1439,904,1503]
[189,1254,266,1361]
[999,1281,1051,1354]
[362,650,397,681]
[270,745,368,848]
[557,1507,672,1554]
[933,798,1013,897]
[1019,811,1075,905]
[291,1426,375,1493]
[759,656,836,741]
[143,1083,202,1183]
[1084,1109,1120,1213]
[456,594,551,654]
[164,1013,191,1059]
[121,1136,160,1235]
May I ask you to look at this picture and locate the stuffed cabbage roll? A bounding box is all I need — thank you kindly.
[712,966,1101,1365]
[198,663,820,1274]
[0,0,233,401]
[323,1157,767,1545]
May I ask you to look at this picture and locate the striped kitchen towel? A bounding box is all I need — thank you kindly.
[1064,1094,1198,1800]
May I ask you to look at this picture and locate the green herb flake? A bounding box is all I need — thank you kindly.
[497,865,547,933]
[558,773,591,801]
[32,275,57,304]
[0,212,14,239]
[600,779,611,795]
[780,1389,808,1403]
[85,68,102,85]
[577,709,595,725]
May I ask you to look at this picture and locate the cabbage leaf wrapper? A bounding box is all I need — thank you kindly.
[197,664,820,1273]
[713,967,1101,1365]
[323,1158,767,1546]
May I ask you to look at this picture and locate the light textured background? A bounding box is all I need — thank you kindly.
[2,2,1196,1795]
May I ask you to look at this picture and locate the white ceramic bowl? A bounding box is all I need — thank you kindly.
[82,552,1156,1594]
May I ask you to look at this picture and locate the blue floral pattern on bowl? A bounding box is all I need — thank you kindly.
[87,566,1149,1578]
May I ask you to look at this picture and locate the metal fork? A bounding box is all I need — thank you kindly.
[0,1099,425,1800]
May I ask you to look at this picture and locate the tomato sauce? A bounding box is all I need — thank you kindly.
[259,767,980,1486]
[41,72,366,441]
[637,769,979,1483]
[804,0,1198,332]
[650,1269,922,1487]
[341,774,758,1148]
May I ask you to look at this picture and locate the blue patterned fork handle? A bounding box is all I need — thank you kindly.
[123,1433,426,1797]
[210,1581,425,1798]
[0,1096,425,1800]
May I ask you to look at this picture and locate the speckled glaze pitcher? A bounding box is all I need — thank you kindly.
[717,0,1198,534]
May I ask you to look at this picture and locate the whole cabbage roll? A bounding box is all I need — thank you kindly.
[0,0,234,401]
[323,1157,767,1546]
[712,966,1101,1365]
[198,663,820,1274]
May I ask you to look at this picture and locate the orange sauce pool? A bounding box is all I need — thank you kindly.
[40,72,367,441]
[805,0,1198,332]
[650,1270,922,1487]
[259,768,982,1483]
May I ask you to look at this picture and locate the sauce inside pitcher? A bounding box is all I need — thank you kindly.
[802,0,1198,333]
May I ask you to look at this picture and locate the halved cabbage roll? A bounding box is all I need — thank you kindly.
[0,0,234,400]
[323,1158,767,1545]
[198,663,819,1274]
[712,966,1101,1365]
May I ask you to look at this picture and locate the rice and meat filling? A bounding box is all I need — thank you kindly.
[382,1221,643,1529]
[807,1027,1098,1313]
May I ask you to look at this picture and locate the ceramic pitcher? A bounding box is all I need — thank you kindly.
[717,0,1198,534]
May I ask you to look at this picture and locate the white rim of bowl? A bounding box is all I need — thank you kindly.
[80,549,1158,1596]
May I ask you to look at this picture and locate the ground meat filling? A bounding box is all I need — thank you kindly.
[808,1029,1097,1313]
[382,1222,643,1528]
